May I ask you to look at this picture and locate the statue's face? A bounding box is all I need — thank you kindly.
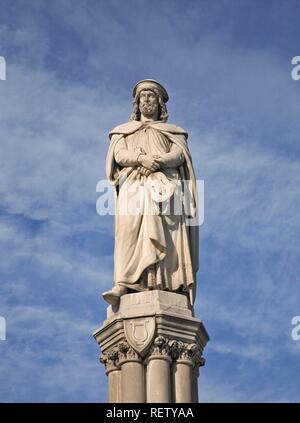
[139,89,159,118]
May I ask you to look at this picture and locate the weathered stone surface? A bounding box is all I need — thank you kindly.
[106,290,193,320]
[93,290,209,403]
[95,81,209,403]
[102,79,199,307]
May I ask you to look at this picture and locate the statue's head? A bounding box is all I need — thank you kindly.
[130,79,169,122]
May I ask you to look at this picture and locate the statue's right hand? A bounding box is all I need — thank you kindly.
[138,154,160,172]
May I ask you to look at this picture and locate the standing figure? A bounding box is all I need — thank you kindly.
[103,80,199,306]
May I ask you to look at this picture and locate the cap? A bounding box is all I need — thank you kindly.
[132,79,169,103]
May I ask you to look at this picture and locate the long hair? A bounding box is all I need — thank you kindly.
[129,89,168,122]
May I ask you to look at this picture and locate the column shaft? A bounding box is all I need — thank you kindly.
[107,369,122,403]
[146,357,171,403]
[171,360,193,403]
[121,361,145,403]
[192,367,199,403]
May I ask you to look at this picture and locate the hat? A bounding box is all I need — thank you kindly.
[132,79,169,103]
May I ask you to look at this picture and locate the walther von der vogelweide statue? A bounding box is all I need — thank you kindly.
[103,79,199,307]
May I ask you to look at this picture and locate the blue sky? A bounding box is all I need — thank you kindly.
[0,0,300,402]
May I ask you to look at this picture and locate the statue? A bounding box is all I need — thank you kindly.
[102,79,199,307]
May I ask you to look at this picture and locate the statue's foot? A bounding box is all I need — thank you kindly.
[102,285,127,305]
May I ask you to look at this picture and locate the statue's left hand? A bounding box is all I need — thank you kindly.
[137,155,164,178]
[137,166,151,178]
[152,155,165,167]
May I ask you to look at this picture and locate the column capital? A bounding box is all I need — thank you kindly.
[146,336,172,363]
[100,347,120,375]
[118,341,142,365]
[169,341,206,368]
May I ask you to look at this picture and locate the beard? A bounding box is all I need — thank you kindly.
[140,102,158,116]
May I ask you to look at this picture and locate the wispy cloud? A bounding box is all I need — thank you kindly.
[0,0,300,403]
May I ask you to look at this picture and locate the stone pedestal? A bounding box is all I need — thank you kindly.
[93,290,209,403]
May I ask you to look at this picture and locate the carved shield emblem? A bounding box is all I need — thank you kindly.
[124,317,156,356]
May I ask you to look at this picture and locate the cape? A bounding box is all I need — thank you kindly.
[105,120,200,276]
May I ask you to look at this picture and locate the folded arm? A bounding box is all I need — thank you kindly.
[114,138,184,175]
[114,137,142,166]
[154,143,184,168]
[114,138,160,173]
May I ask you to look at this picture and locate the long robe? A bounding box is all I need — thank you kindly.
[105,120,199,298]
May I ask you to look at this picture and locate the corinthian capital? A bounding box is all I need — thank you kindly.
[117,341,141,363]
[169,340,206,368]
[100,347,120,374]
[148,335,171,359]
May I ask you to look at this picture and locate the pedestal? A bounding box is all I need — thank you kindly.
[93,290,209,403]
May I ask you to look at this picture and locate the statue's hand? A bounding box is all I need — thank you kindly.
[137,166,151,177]
[152,155,165,167]
[142,167,151,176]
[138,154,160,172]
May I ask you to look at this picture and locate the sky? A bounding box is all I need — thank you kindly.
[0,0,300,403]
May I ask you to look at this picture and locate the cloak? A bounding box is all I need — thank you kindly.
[105,120,200,293]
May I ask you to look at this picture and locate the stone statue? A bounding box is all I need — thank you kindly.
[103,79,199,307]
[96,81,208,404]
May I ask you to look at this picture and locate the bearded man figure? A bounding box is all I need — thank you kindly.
[103,80,199,307]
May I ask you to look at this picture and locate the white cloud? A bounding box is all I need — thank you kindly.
[1,0,300,403]
[0,304,105,402]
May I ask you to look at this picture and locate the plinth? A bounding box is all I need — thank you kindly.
[93,290,209,403]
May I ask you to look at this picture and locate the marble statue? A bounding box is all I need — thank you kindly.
[102,79,199,307]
